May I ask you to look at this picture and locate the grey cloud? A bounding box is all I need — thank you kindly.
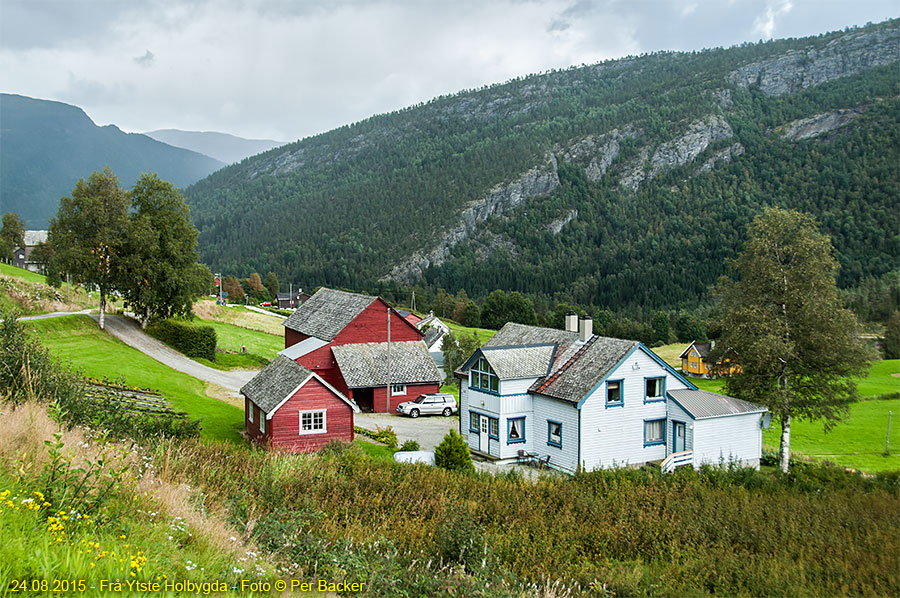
[134,50,154,67]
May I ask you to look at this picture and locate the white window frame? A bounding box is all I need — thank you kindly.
[259,413,265,434]
[248,401,254,423]
[299,409,327,435]
[391,384,407,396]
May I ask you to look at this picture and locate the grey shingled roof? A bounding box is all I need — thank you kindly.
[484,322,578,348]
[531,336,638,403]
[332,341,441,388]
[668,389,767,419]
[422,326,444,348]
[282,288,376,340]
[481,344,557,380]
[679,341,711,359]
[241,355,314,414]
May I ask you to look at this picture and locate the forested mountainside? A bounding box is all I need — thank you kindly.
[0,94,225,228]
[186,20,899,313]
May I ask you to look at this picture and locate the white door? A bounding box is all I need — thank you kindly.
[479,415,490,452]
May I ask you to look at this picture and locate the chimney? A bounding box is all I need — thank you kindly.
[579,315,593,341]
[565,311,578,332]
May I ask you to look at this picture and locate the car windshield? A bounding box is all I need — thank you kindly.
[413,396,427,404]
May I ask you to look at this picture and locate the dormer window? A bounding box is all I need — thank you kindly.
[470,357,499,393]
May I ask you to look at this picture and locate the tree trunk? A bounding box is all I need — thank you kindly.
[99,288,106,330]
[779,413,791,473]
[142,305,150,329]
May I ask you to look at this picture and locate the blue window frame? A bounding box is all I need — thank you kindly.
[507,417,525,444]
[644,376,665,403]
[469,411,479,433]
[469,357,500,394]
[605,379,624,408]
[547,420,562,448]
[643,418,666,447]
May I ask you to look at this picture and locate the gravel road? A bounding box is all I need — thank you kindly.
[92,314,256,394]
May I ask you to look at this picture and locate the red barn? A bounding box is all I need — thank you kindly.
[241,355,360,452]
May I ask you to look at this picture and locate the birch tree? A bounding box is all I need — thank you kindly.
[713,208,869,472]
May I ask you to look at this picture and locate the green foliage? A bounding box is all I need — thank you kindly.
[434,504,488,572]
[221,275,244,303]
[434,429,475,473]
[146,318,217,362]
[442,331,482,381]
[399,439,420,452]
[263,271,279,298]
[674,311,708,342]
[353,425,398,448]
[0,212,25,261]
[882,311,900,359]
[715,208,871,471]
[480,289,537,329]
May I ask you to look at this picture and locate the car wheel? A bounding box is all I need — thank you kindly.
[442,407,452,417]
[410,409,419,418]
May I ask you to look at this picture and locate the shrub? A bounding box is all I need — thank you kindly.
[435,504,488,572]
[399,439,420,452]
[146,318,216,361]
[434,429,474,473]
[354,425,398,448]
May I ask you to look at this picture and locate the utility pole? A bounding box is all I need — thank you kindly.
[386,305,391,413]
[66,272,70,304]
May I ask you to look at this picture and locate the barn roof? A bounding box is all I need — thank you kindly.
[479,344,557,380]
[241,355,315,414]
[667,389,767,419]
[332,341,441,388]
[531,336,638,404]
[23,230,48,247]
[282,288,376,340]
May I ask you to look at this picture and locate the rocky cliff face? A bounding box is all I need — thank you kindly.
[778,107,866,141]
[557,125,639,182]
[728,27,899,96]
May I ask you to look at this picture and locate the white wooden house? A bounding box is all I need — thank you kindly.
[456,316,767,473]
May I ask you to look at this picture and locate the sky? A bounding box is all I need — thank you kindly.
[1,0,896,142]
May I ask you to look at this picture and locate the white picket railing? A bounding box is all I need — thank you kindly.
[660,450,693,473]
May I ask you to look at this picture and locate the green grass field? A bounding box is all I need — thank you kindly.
[0,262,47,284]
[25,316,244,443]
[688,360,900,472]
[195,317,283,361]
[445,320,496,344]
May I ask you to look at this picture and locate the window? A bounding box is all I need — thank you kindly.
[507,417,525,444]
[644,419,665,446]
[606,379,623,407]
[470,357,499,393]
[391,384,407,396]
[645,377,665,402]
[470,411,479,432]
[299,410,326,435]
[259,413,265,434]
[547,420,562,448]
[690,361,698,369]
[489,418,499,439]
[248,402,254,423]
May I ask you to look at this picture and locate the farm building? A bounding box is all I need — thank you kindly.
[457,315,767,472]
[12,230,48,273]
[680,341,741,377]
[415,312,450,369]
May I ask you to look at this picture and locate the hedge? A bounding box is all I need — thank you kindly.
[146,318,217,361]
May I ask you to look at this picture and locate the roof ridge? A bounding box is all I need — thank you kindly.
[534,335,596,394]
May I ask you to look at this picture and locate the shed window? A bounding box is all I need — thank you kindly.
[299,410,326,435]
[391,384,407,396]
[470,357,499,393]
[606,380,623,407]
[507,417,525,444]
[644,419,665,446]
[248,402,254,423]
[645,377,665,402]
[259,413,265,434]
[547,421,562,448]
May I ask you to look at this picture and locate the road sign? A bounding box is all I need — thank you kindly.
[214,276,221,286]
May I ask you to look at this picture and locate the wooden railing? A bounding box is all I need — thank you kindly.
[660,450,693,473]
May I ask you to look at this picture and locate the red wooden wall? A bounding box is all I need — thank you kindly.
[368,382,441,413]
[268,378,355,453]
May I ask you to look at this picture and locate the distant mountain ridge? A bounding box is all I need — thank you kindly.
[143,129,286,165]
[0,94,225,228]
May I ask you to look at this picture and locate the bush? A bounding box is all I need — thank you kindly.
[353,425,398,448]
[399,439,420,451]
[434,429,474,473]
[435,504,488,571]
[146,318,216,361]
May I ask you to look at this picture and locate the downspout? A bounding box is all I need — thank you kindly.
[576,404,581,473]
[386,306,391,413]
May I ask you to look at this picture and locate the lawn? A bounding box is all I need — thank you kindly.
[652,342,688,368]
[193,299,284,335]
[445,320,496,344]
[687,360,900,472]
[0,262,47,284]
[194,317,283,364]
[25,315,244,443]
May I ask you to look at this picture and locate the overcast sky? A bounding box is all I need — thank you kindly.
[1,0,896,142]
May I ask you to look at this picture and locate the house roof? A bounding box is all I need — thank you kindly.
[531,336,638,403]
[679,341,711,359]
[241,355,315,414]
[484,322,578,349]
[282,287,376,340]
[276,291,299,300]
[480,344,557,380]
[667,389,767,419]
[422,326,444,348]
[331,341,442,388]
[278,336,330,360]
[22,230,48,247]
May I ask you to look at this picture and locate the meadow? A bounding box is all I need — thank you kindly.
[26,316,243,443]
[0,263,97,315]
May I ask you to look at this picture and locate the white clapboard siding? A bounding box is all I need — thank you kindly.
[693,413,763,468]
[532,396,580,472]
[497,410,534,459]
[579,347,690,470]
[666,399,695,452]
[500,377,537,395]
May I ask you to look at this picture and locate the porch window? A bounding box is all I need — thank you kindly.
[507,417,525,444]
[606,380,624,407]
[391,384,407,396]
[489,418,499,439]
[547,420,562,448]
[645,377,665,402]
[299,409,327,435]
[470,411,479,432]
[643,419,665,446]
[470,358,499,393]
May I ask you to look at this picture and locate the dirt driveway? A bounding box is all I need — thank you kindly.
[355,412,458,451]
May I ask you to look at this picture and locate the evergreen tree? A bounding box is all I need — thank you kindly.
[714,208,870,472]
[264,271,279,298]
[0,212,25,262]
[882,311,900,359]
[434,429,475,473]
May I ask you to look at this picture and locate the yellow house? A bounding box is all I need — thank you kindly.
[680,341,740,378]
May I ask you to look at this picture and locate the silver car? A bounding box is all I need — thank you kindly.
[396,393,457,418]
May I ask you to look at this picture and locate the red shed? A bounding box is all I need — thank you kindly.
[241,355,360,453]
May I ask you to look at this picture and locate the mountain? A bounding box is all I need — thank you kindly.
[143,129,286,165]
[185,20,900,314]
[0,94,225,228]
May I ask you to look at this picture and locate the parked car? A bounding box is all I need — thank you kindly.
[259,301,272,307]
[396,393,457,418]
